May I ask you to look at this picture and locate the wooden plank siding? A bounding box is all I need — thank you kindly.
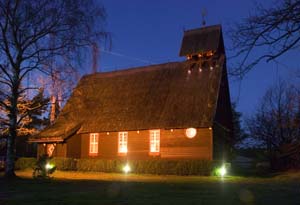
[160,128,212,160]
[66,134,81,158]
[55,144,67,157]
[127,130,150,159]
[78,128,212,160]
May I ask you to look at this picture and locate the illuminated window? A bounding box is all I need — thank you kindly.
[118,132,128,155]
[149,130,160,154]
[89,133,99,155]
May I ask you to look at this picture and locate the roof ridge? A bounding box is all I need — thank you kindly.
[82,61,184,79]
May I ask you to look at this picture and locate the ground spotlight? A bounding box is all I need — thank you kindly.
[123,164,131,174]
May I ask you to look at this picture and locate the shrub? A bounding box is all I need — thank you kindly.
[75,159,213,175]
[15,157,37,170]
[52,158,77,171]
[137,159,212,175]
[19,157,214,176]
[76,158,123,172]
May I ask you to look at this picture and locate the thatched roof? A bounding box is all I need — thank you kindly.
[179,25,222,56]
[30,55,225,141]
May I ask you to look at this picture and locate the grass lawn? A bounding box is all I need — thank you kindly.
[1,170,300,205]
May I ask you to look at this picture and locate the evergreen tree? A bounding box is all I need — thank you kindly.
[26,89,50,132]
[0,89,49,156]
[232,103,248,147]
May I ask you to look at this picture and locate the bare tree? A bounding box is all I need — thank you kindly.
[38,68,78,124]
[230,0,300,77]
[0,0,109,178]
[247,81,300,166]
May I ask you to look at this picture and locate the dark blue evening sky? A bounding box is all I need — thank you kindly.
[96,0,299,119]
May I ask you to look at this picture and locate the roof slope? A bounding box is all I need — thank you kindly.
[33,56,225,140]
[179,25,221,56]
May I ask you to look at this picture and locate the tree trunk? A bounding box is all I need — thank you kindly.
[5,130,16,178]
[5,69,20,178]
[5,91,18,178]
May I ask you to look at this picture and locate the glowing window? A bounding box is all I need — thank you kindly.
[89,133,99,155]
[149,130,160,154]
[118,132,128,154]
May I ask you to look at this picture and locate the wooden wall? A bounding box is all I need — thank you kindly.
[66,134,81,158]
[213,64,233,160]
[54,144,67,157]
[214,64,233,136]
[125,130,149,159]
[79,128,212,160]
[160,128,212,160]
[81,133,118,158]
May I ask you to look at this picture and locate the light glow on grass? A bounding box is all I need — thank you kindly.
[123,164,131,174]
[219,166,227,177]
[215,165,228,177]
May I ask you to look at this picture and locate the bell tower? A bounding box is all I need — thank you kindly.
[179,24,225,60]
[179,25,233,160]
[179,24,225,73]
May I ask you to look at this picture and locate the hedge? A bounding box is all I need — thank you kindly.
[15,157,217,175]
[15,157,37,170]
[51,158,77,171]
[76,159,123,172]
[76,158,214,175]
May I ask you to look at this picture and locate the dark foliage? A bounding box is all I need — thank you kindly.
[26,89,50,131]
[232,103,248,147]
[15,157,37,170]
[1,89,49,157]
[247,81,300,168]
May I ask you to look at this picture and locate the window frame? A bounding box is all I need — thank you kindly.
[149,129,160,155]
[118,131,128,155]
[89,133,99,156]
